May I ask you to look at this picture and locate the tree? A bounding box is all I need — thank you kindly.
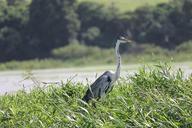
[27,0,80,57]
[0,27,23,61]
[77,1,125,48]
[0,0,28,61]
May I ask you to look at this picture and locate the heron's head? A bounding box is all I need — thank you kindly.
[118,36,134,44]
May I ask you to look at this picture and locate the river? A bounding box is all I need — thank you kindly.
[0,63,191,95]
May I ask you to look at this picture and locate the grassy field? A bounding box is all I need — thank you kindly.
[0,52,191,71]
[0,42,192,71]
[0,64,191,127]
[78,0,170,12]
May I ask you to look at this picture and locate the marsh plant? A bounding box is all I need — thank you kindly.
[0,64,192,127]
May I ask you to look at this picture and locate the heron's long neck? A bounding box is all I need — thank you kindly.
[115,41,121,80]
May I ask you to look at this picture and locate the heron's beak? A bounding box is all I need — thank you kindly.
[120,36,134,43]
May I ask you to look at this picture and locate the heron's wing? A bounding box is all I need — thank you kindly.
[90,72,112,97]
[90,71,110,89]
[82,71,113,102]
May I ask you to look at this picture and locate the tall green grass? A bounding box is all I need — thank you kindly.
[0,64,192,127]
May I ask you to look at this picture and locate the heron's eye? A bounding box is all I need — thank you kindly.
[107,76,112,82]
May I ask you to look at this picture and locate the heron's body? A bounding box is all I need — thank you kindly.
[82,37,130,103]
[82,71,115,102]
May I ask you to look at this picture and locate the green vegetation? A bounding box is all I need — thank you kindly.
[52,42,113,60]
[1,0,192,62]
[0,65,191,127]
[0,42,192,71]
[176,41,192,54]
[78,0,169,12]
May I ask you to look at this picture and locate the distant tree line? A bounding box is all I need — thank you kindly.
[0,0,192,62]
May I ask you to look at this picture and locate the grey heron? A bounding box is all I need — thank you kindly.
[82,37,132,103]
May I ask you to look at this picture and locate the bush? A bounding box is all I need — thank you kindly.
[175,41,192,53]
[141,44,170,55]
[126,44,169,55]
[51,42,114,60]
[81,26,101,43]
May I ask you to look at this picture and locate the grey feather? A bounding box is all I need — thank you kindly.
[82,71,112,102]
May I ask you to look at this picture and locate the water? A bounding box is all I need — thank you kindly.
[0,63,191,95]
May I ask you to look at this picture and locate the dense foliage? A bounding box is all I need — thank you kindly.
[0,0,192,61]
[27,0,80,57]
[0,65,192,127]
[0,0,80,61]
[127,0,192,48]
